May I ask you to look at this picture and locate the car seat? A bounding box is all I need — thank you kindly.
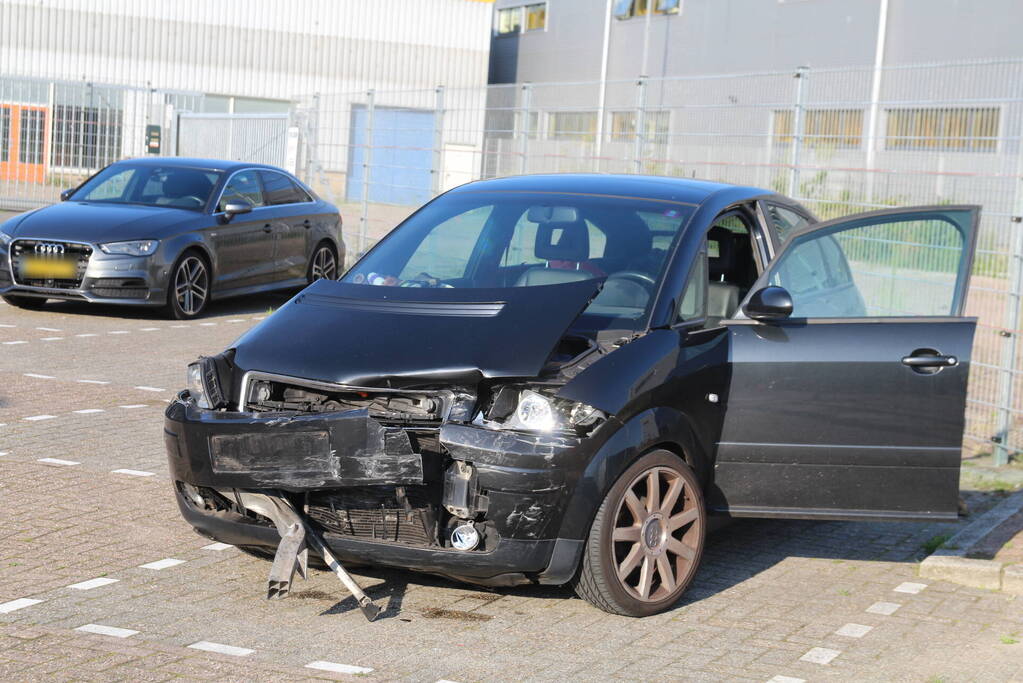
[707,226,741,326]
[515,220,596,286]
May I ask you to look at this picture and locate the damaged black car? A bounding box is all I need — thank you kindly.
[164,174,979,617]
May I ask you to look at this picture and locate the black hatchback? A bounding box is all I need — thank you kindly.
[165,174,978,617]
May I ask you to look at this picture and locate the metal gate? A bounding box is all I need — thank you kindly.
[346,105,436,205]
[176,113,291,168]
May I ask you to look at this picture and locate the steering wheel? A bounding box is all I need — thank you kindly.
[179,195,205,208]
[607,270,657,290]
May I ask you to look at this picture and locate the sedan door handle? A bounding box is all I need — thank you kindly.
[302,219,312,229]
[263,223,272,233]
[902,354,958,368]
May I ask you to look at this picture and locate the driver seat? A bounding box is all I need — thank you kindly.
[515,221,595,286]
[707,227,741,326]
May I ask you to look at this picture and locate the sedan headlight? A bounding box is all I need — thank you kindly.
[186,357,225,410]
[99,240,159,256]
[483,386,606,434]
[0,229,13,246]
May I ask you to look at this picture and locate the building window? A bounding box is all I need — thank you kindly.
[524,3,547,31]
[51,105,123,169]
[549,111,598,142]
[885,107,999,152]
[18,109,45,164]
[772,109,864,149]
[614,0,681,20]
[496,7,522,34]
[0,108,9,162]
[496,3,547,35]
[610,110,670,144]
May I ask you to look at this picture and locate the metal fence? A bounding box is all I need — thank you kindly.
[2,59,1022,463]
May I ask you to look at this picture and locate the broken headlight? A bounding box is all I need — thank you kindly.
[484,386,605,434]
[187,357,225,410]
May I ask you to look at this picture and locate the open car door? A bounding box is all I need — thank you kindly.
[708,205,980,521]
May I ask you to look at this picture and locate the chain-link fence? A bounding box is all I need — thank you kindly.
[2,59,1022,463]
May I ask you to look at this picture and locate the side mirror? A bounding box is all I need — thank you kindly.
[742,286,793,322]
[59,188,75,201]
[222,200,253,221]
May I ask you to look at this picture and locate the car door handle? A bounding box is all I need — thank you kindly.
[902,354,958,368]
[302,219,312,229]
[263,223,272,233]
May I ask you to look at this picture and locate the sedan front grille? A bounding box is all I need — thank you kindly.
[10,239,92,289]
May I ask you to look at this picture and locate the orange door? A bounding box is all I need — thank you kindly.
[0,104,48,183]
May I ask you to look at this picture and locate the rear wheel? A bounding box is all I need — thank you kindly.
[165,251,210,320]
[2,294,47,310]
[307,243,337,283]
[573,449,705,617]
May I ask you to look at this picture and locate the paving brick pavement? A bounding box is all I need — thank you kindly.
[1,297,1021,681]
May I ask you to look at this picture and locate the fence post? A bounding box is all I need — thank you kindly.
[432,85,445,195]
[788,66,809,197]
[994,139,1023,465]
[633,77,647,174]
[519,83,531,175]
[359,89,375,257]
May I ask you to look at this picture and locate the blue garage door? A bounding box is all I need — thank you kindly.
[347,106,435,206]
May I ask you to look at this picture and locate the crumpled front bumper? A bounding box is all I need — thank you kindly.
[163,395,588,584]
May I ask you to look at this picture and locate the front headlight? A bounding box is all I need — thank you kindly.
[186,357,225,409]
[99,240,159,256]
[0,229,13,246]
[483,386,606,434]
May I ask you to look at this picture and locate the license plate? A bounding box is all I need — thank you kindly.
[21,257,77,279]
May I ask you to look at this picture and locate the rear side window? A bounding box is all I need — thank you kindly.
[259,171,310,205]
[764,203,810,244]
[219,171,265,211]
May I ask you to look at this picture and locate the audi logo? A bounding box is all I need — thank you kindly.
[34,243,66,256]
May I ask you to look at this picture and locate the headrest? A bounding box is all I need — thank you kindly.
[535,221,590,262]
[707,226,737,276]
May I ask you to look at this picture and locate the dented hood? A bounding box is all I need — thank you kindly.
[231,279,602,388]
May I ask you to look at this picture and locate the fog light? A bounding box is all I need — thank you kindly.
[450,523,480,551]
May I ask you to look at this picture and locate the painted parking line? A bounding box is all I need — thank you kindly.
[139,327,160,331]
[24,414,56,421]
[893,582,927,594]
[68,577,119,591]
[24,373,55,379]
[865,601,901,615]
[38,458,80,466]
[139,558,185,570]
[170,324,190,329]
[73,409,105,414]
[41,337,63,341]
[766,677,805,683]
[226,319,245,323]
[112,469,156,477]
[201,542,233,551]
[3,340,27,345]
[305,661,374,675]
[0,323,15,328]
[75,624,139,638]
[36,327,61,332]
[187,641,254,657]
[198,322,217,326]
[134,386,165,392]
[0,451,8,456]
[119,404,148,409]
[799,647,841,665]
[75,333,98,338]
[77,379,109,384]
[108,330,130,335]
[835,623,873,638]
[0,598,43,613]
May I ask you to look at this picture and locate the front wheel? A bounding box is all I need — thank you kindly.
[573,449,706,617]
[165,252,210,320]
[308,243,337,283]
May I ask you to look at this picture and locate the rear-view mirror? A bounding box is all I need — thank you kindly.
[742,286,794,322]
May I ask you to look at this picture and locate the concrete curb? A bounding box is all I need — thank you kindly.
[919,489,1023,594]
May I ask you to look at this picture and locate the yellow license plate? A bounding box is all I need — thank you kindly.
[21,257,77,279]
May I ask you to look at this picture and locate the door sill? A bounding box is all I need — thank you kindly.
[712,505,959,523]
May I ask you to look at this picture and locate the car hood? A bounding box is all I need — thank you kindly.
[231,279,604,388]
[8,202,200,242]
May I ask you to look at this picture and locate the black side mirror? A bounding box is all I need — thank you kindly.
[59,188,75,201]
[222,200,253,221]
[743,286,793,322]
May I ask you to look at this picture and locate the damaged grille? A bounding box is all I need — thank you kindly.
[308,486,438,547]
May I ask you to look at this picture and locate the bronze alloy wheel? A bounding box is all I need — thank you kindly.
[574,450,705,616]
[309,244,337,282]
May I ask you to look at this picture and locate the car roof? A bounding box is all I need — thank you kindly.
[446,173,775,208]
[109,157,287,174]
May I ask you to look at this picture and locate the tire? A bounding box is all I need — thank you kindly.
[2,294,47,310]
[164,251,211,320]
[573,449,706,617]
[307,242,338,283]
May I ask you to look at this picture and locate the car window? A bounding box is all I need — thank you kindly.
[766,214,969,317]
[503,214,606,267]
[74,165,220,210]
[259,171,309,205]
[399,205,492,281]
[219,171,265,211]
[82,168,134,201]
[677,242,707,322]
[764,203,810,243]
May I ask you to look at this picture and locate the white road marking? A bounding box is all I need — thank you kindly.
[41,337,63,341]
[835,623,873,638]
[187,641,254,657]
[226,319,245,323]
[139,558,185,570]
[77,379,109,384]
[75,624,138,638]
[0,451,8,456]
[139,327,160,331]
[24,415,56,421]
[38,458,80,466]
[108,330,129,335]
[766,677,805,683]
[305,661,374,675]
[24,373,55,379]
[134,386,165,392]
[252,315,266,320]
[799,647,840,665]
[3,340,27,345]
[170,324,190,328]
[73,409,105,414]
[119,404,148,409]
[199,322,217,326]
[893,581,927,594]
[0,598,43,613]
[36,327,60,331]
[112,469,155,477]
[866,601,901,615]
[201,542,233,551]
[68,577,119,590]
[75,333,98,337]
[0,323,15,328]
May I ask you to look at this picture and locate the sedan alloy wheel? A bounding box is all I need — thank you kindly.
[309,245,337,282]
[170,254,209,318]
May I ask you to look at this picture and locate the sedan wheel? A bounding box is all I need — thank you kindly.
[574,450,705,617]
[167,254,209,319]
[309,244,337,283]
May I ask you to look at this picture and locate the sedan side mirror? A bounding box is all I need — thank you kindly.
[222,200,253,221]
[742,286,794,322]
[59,188,75,201]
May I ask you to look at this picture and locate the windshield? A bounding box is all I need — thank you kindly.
[343,191,696,330]
[71,164,222,211]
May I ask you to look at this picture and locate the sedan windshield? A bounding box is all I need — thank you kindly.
[343,191,696,330]
[71,164,222,211]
